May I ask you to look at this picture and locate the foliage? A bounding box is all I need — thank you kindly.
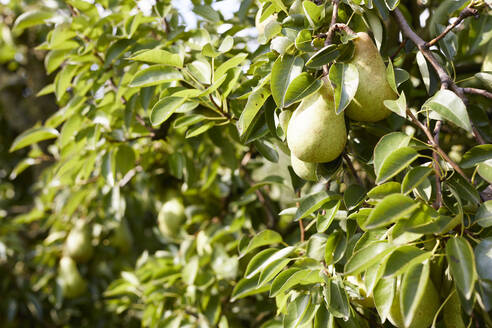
[2,0,492,327]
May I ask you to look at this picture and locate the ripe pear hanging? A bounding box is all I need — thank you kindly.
[58,256,87,299]
[287,79,347,163]
[346,32,397,122]
[65,220,93,263]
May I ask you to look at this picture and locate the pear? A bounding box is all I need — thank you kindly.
[58,256,87,299]
[291,154,317,181]
[388,278,440,328]
[65,220,93,263]
[158,198,185,238]
[111,219,133,253]
[287,79,347,163]
[346,32,397,122]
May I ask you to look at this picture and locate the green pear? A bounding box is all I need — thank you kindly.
[65,220,93,263]
[388,278,440,328]
[287,79,347,163]
[58,256,87,299]
[346,32,397,122]
[158,198,185,238]
[291,154,317,181]
[111,219,133,253]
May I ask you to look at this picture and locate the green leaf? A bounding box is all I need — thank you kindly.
[400,262,430,328]
[193,4,220,22]
[150,97,186,126]
[317,201,340,233]
[271,55,303,108]
[328,63,359,114]
[344,241,396,275]
[367,182,401,200]
[115,145,136,178]
[383,91,406,118]
[129,65,182,87]
[10,127,59,152]
[284,294,315,328]
[386,58,398,94]
[478,160,492,184]
[258,258,292,286]
[237,87,271,140]
[239,230,283,257]
[302,0,324,27]
[422,89,472,132]
[295,29,314,52]
[401,166,433,194]
[128,49,183,67]
[474,237,492,281]
[373,132,411,177]
[362,194,419,229]
[231,277,270,301]
[294,191,340,221]
[475,201,492,228]
[306,44,339,68]
[245,247,294,279]
[306,233,328,261]
[283,73,322,107]
[476,72,492,91]
[215,53,248,80]
[324,230,347,265]
[218,35,234,53]
[416,51,431,93]
[343,184,366,210]
[376,147,419,184]
[270,268,322,297]
[324,279,350,320]
[383,246,431,277]
[374,277,395,323]
[254,140,279,163]
[461,144,492,168]
[13,10,53,33]
[314,306,336,328]
[187,59,211,84]
[185,122,215,138]
[446,237,477,300]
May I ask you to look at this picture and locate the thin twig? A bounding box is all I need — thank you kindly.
[297,190,305,242]
[432,121,443,209]
[390,39,407,60]
[326,0,340,44]
[425,7,479,47]
[343,153,363,186]
[407,110,470,182]
[462,87,492,100]
[392,8,486,144]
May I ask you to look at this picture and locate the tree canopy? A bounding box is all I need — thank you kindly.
[1,0,492,327]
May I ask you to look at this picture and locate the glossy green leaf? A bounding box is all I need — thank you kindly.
[474,237,492,281]
[10,127,59,152]
[231,277,270,301]
[150,97,186,126]
[422,89,472,132]
[215,53,248,80]
[376,147,419,184]
[374,277,395,323]
[239,229,283,257]
[401,166,433,194]
[129,65,182,87]
[283,73,322,107]
[271,55,303,108]
[446,237,477,299]
[295,29,314,52]
[128,49,183,67]
[324,279,350,320]
[478,160,492,183]
[237,87,270,140]
[475,201,492,228]
[363,194,418,229]
[384,91,406,118]
[461,145,492,168]
[245,246,295,279]
[185,122,215,138]
[383,246,431,277]
[373,132,411,177]
[302,0,324,27]
[367,182,401,200]
[283,294,313,328]
[258,258,292,286]
[317,200,340,233]
[270,268,322,297]
[476,72,492,91]
[306,44,339,68]
[13,10,53,33]
[344,241,396,275]
[400,262,430,328]
[328,63,359,114]
[324,230,347,265]
[294,191,340,221]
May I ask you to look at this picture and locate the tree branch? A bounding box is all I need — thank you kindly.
[432,121,443,209]
[462,87,492,100]
[425,7,479,47]
[406,110,470,183]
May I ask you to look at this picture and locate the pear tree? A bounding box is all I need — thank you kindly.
[1,0,492,327]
